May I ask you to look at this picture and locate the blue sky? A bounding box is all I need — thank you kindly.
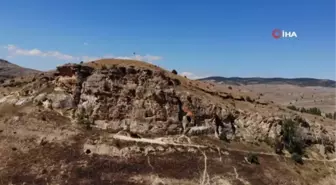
[0,0,335,79]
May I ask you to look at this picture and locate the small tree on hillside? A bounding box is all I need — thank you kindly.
[300,107,306,113]
[246,153,260,165]
[306,107,321,116]
[326,113,333,119]
[287,105,298,111]
[281,119,305,155]
[172,69,178,75]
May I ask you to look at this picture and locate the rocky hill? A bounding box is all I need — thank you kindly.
[0,59,40,81]
[0,59,335,185]
[200,76,336,88]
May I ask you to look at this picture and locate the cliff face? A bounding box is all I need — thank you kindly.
[6,62,333,151]
[0,60,335,185]
[71,64,334,148]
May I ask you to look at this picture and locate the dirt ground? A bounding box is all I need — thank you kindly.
[212,84,335,113]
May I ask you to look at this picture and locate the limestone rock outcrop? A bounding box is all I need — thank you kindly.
[0,62,334,156]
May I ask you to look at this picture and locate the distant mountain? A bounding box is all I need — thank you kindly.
[0,59,40,80]
[199,76,336,88]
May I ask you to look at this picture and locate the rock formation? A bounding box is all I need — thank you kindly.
[0,59,335,185]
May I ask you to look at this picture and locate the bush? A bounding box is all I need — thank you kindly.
[275,119,307,163]
[281,119,305,155]
[305,107,321,116]
[77,112,94,130]
[171,69,178,75]
[101,65,107,70]
[245,96,253,103]
[274,136,284,154]
[228,86,232,90]
[300,107,306,113]
[103,81,110,91]
[247,153,259,164]
[288,105,322,117]
[287,105,298,111]
[325,113,333,119]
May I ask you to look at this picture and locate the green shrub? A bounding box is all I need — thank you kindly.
[77,112,94,130]
[326,113,333,119]
[300,107,306,113]
[245,96,253,103]
[288,105,323,117]
[247,153,259,164]
[281,119,305,155]
[275,119,307,163]
[287,105,298,111]
[305,107,321,116]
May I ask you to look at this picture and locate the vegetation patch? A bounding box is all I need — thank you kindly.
[277,119,306,164]
[76,111,94,130]
[246,152,259,165]
[286,105,329,117]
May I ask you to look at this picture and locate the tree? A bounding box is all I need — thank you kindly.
[300,107,306,113]
[281,119,305,155]
[171,69,178,75]
[326,113,333,119]
[306,107,321,116]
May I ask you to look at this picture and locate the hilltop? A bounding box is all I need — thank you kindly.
[0,59,335,185]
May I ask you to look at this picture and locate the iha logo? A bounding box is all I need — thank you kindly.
[272,29,298,39]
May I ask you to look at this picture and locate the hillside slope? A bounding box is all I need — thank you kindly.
[0,59,40,80]
[0,59,335,185]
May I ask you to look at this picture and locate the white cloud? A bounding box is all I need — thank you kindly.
[81,56,100,62]
[180,71,208,79]
[4,44,162,63]
[115,54,162,64]
[5,45,77,61]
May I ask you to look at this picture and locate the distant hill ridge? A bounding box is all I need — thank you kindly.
[200,76,336,88]
[0,59,40,80]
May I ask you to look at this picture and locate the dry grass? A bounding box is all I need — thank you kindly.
[316,175,336,185]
